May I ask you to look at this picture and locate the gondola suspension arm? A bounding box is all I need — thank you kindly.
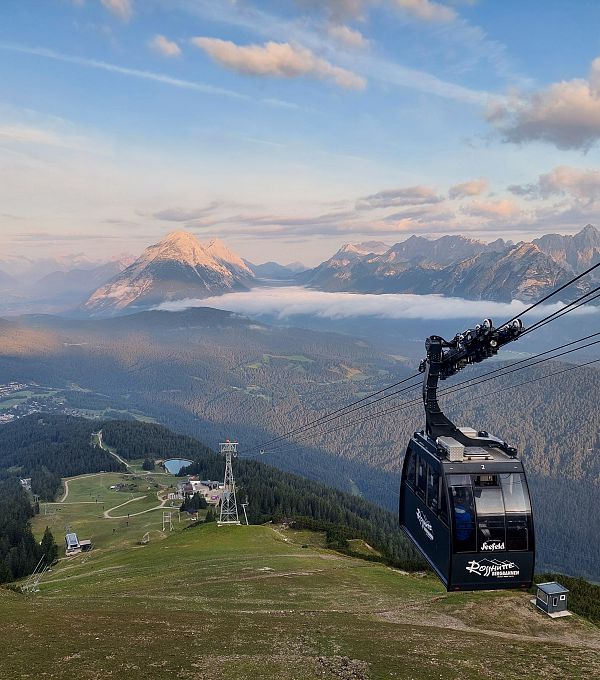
[419,318,524,454]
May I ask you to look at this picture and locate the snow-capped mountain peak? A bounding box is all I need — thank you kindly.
[205,237,253,275]
[81,231,254,317]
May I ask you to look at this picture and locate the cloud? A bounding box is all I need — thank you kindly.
[393,0,456,23]
[149,35,182,58]
[261,97,301,110]
[296,0,370,21]
[488,57,600,151]
[0,43,246,100]
[162,1,494,105]
[153,203,221,222]
[449,179,488,199]
[368,54,492,105]
[13,231,118,242]
[0,124,88,150]
[190,38,366,90]
[101,0,133,21]
[509,165,600,204]
[462,198,520,219]
[298,0,455,23]
[328,25,369,49]
[156,285,588,321]
[383,205,454,223]
[357,185,443,209]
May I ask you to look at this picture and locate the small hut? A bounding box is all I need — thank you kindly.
[535,582,570,617]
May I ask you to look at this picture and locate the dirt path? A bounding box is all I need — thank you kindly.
[46,501,99,505]
[55,434,175,517]
[60,473,108,502]
[374,608,600,650]
[103,495,148,518]
[95,430,170,477]
[96,430,131,470]
[103,494,173,519]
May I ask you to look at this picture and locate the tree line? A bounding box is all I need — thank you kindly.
[0,479,57,584]
[0,415,124,500]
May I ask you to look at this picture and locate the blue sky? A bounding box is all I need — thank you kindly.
[2,0,600,265]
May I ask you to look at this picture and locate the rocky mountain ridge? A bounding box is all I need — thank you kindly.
[24,225,600,316]
[302,226,599,302]
[533,224,600,273]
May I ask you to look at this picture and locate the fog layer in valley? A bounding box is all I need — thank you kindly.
[157,286,596,322]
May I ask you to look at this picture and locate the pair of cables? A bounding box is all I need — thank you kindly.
[255,335,600,456]
[244,260,600,456]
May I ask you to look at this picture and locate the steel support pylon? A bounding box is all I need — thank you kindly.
[218,441,240,526]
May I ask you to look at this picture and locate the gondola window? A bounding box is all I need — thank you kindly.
[449,479,476,553]
[473,481,506,550]
[501,473,531,551]
[405,449,416,489]
[426,467,440,514]
[416,457,427,500]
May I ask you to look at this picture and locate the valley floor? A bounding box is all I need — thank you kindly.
[1,473,599,680]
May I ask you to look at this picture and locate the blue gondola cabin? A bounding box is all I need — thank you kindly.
[398,319,536,591]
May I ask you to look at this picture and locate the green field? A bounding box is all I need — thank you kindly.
[0,385,157,421]
[263,353,315,363]
[1,473,598,679]
[0,390,37,409]
[37,472,189,555]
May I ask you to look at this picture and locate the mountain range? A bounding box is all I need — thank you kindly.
[0,257,133,316]
[301,225,600,302]
[80,225,599,316]
[246,259,307,279]
[1,225,599,317]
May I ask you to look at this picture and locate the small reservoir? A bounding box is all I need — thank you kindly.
[163,458,194,474]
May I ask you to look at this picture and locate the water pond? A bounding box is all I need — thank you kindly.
[163,458,194,474]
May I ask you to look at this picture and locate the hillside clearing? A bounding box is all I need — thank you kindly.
[1,474,598,680]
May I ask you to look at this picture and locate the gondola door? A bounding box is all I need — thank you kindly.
[399,439,451,587]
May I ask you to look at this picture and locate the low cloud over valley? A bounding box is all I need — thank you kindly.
[156,286,592,322]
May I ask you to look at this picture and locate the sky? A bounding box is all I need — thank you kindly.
[3,0,600,265]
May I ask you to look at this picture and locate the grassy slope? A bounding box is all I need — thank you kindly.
[0,475,598,680]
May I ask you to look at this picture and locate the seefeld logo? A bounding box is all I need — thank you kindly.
[481,540,505,551]
[416,508,434,540]
[466,558,520,578]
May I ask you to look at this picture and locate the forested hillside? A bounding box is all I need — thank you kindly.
[0,415,422,570]
[0,479,57,583]
[0,310,597,578]
[0,416,124,499]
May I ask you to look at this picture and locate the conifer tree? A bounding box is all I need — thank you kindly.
[40,527,58,566]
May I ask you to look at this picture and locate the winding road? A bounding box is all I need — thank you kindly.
[54,431,179,519]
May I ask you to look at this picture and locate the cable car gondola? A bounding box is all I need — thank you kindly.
[399,318,535,591]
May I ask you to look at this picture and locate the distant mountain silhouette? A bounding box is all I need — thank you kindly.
[301,227,598,302]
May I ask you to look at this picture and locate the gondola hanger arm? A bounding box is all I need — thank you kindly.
[419,318,524,453]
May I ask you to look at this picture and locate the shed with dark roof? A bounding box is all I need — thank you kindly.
[535,582,570,617]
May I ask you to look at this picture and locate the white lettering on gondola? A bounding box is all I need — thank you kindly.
[466,559,520,578]
[481,540,505,551]
[416,508,434,540]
